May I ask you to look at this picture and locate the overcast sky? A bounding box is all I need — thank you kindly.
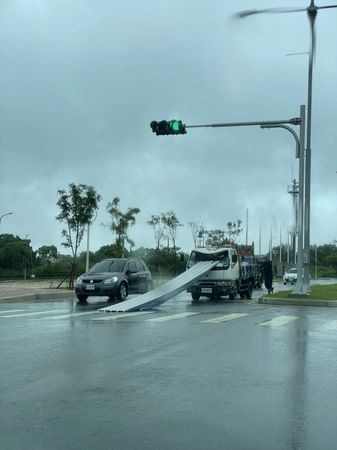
[1,0,337,257]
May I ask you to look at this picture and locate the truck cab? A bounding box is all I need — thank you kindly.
[186,246,241,301]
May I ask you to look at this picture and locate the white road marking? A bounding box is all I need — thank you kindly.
[92,311,153,321]
[259,315,299,327]
[201,313,248,324]
[0,309,26,314]
[147,312,199,322]
[0,309,70,318]
[320,320,337,331]
[47,311,100,319]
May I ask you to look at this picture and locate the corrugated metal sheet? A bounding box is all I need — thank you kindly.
[98,260,218,313]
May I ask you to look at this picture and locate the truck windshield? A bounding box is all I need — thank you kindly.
[188,250,230,269]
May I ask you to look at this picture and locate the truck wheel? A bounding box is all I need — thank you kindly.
[239,292,245,299]
[191,293,200,301]
[229,289,237,301]
[77,294,88,303]
[246,283,253,299]
[116,283,128,302]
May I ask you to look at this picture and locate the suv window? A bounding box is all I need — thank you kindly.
[127,261,138,273]
[135,261,145,272]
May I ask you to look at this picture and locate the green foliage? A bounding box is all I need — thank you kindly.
[160,210,182,250]
[56,183,101,287]
[34,255,72,278]
[0,234,32,277]
[36,245,58,260]
[106,197,140,257]
[56,183,101,257]
[226,220,243,243]
[205,229,228,247]
[134,247,187,277]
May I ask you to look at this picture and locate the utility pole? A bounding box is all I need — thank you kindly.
[245,209,248,245]
[287,179,299,263]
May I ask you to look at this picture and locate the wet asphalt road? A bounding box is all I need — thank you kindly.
[1,285,337,450]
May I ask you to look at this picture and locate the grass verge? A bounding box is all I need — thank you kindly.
[268,284,337,301]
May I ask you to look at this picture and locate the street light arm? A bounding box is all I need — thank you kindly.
[260,124,300,158]
[0,212,13,221]
[186,117,301,129]
[0,212,13,232]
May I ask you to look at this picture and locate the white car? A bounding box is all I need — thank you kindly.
[283,268,298,285]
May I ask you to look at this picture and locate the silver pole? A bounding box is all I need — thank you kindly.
[86,223,90,272]
[246,208,248,245]
[259,224,261,255]
[303,44,313,292]
[279,225,282,263]
[294,105,306,294]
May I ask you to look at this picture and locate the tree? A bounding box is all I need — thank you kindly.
[0,234,32,276]
[106,197,140,257]
[205,229,227,247]
[148,214,166,249]
[188,219,204,248]
[226,220,243,243]
[36,245,58,261]
[161,211,182,252]
[56,183,101,288]
[161,211,183,274]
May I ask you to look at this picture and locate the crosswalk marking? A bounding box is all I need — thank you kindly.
[92,311,153,321]
[2,308,337,332]
[201,313,248,324]
[0,309,70,318]
[320,320,337,331]
[259,315,299,327]
[147,312,200,322]
[0,309,26,314]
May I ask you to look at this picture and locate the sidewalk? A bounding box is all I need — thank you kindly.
[0,280,76,302]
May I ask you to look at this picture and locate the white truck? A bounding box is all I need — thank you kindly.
[186,245,254,301]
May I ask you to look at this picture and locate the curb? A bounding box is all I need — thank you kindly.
[258,296,337,307]
[0,291,76,302]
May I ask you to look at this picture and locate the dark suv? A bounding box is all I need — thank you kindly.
[75,258,153,303]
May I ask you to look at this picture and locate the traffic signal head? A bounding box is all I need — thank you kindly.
[150,119,186,136]
[168,120,186,135]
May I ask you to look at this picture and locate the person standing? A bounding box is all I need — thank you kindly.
[264,260,274,294]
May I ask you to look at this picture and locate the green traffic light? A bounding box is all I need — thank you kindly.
[170,120,180,132]
[168,119,184,134]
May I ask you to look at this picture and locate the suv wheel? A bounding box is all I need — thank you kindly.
[116,283,128,302]
[77,294,88,303]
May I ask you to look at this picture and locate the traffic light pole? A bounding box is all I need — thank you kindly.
[151,110,310,294]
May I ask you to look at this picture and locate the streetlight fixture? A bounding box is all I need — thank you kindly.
[261,105,306,294]
[0,212,13,232]
[235,1,337,294]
